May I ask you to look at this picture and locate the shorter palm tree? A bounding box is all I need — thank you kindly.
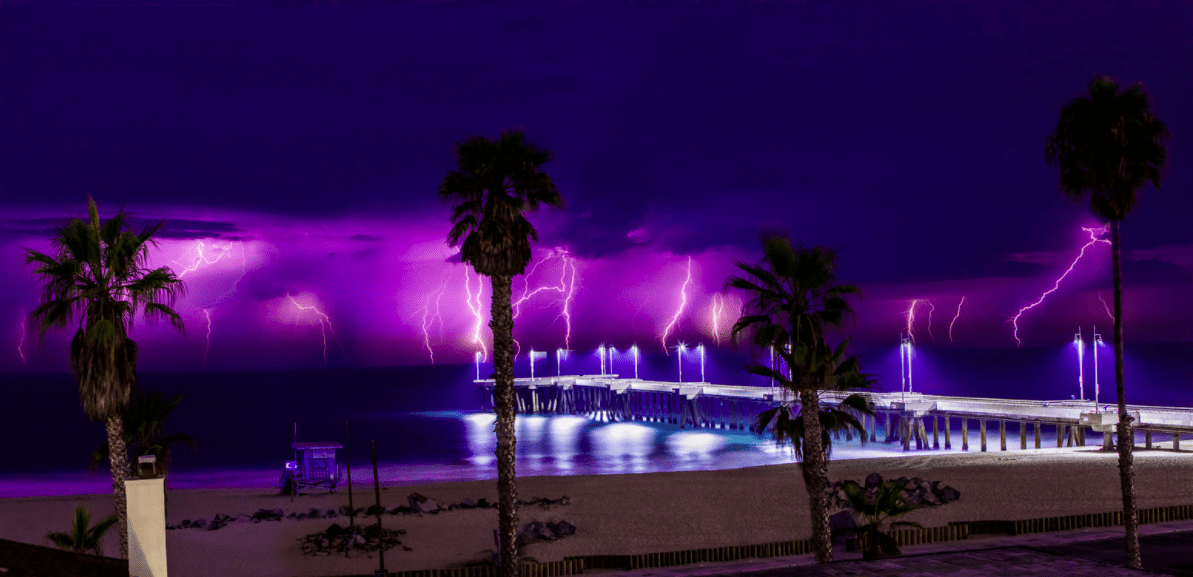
[45,506,118,556]
[832,478,921,560]
[89,391,195,514]
[751,339,878,461]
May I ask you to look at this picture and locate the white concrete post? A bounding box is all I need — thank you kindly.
[125,477,168,577]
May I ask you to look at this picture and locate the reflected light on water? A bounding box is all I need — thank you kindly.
[548,416,588,472]
[464,412,496,466]
[666,431,728,461]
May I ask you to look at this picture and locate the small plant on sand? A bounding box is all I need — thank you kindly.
[827,474,960,560]
[45,506,118,556]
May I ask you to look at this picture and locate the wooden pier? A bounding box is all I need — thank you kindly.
[477,376,1193,451]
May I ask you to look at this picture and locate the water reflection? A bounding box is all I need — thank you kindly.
[589,422,658,474]
[666,431,728,463]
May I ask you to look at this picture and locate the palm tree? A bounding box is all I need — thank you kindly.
[752,339,878,462]
[726,235,861,563]
[89,391,196,514]
[438,129,565,577]
[25,197,185,559]
[1046,76,1169,570]
[45,506,119,556]
[833,478,921,560]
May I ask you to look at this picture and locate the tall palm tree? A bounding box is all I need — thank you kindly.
[45,506,119,557]
[726,235,860,563]
[1046,76,1169,570]
[25,197,185,559]
[752,338,877,462]
[438,129,565,577]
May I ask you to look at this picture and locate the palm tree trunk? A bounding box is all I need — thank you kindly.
[1111,220,1142,569]
[799,388,832,563]
[490,274,519,577]
[105,415,130,559]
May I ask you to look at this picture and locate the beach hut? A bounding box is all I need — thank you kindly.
[281,441,344,495]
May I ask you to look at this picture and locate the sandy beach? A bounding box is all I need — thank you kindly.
[4,445,1193,577]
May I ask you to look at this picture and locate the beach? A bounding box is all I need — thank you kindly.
[3,445,1193,576]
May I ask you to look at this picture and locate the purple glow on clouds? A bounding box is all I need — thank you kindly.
[6,207,1183,374]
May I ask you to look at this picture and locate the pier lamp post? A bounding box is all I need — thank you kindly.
[769,345,775,390]
[631,345,639,380]
[475,351,482,381]
[899,335,913,402]
[1075,328,1085,402]
[677,343,687,383]
[556,348,571,377]
[697,343,705,383]
[1094,326,1104,409]
[598,344,606,376]
[608,346,617,377]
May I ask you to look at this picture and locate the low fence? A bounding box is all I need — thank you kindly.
[333,502,1193,577]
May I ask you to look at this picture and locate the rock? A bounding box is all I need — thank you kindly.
[287,512,297,518]
[390,505,412,514]
[461,498,476,508]
[940,486,961,504]
[477,498,490,508]
[214,513,236,523]
[354,534,366,546]
[549,520,576,537]
[339,505,351,516]
[181,519,191,527]
[326,509,336,517]
[407,492,428,508]
[193,519,207,528]
[447,504,458,511]
[366,504,386,516]
[297,513,308,520]
[324,523,345,538]
[207,520,227,531]
[309,508,322,519]
[411,498,439,514]
[828,511,856,545]
[864,473,883,488]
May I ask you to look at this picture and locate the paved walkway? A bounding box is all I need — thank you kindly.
[589,519,1193,576]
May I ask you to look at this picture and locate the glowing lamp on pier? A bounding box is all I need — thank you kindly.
[676,342,687,383]
[697,343,706,383]
[1094,326,1104,408]
[556,348,572,377]
[630,344,639,380]
[475,351,482,381]
[899,335,913,399]
[597,344,607,376]
[1074,328,1085,401]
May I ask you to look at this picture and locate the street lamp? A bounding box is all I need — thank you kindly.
[697,343,706,383]
[556,348,566,377]
[608,345,617,377]
[597,344,606,376]
[475,351,482,381]
[900,334,913,401]
[1094,326,1104,409]
[677,343,687,383]
[631,345,639,380]
[1075,327,1084,402]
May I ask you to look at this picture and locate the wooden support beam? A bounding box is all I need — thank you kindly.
[1146,430,1152,449]
[902,415,911,452]
[1034,421,1041,449]
[1000,420,1007,451]
[1057,422,1064,448]
[962,418,969,451]
[869,414,878,443]
[1175,432,1181,451]
[1020,420,1027,450]
[980,419,987,452]
[944,416,951,449]
[932,416,940,450]
[885,412,894,443]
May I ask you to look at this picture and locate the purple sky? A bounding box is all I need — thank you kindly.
[3,6,1192,372]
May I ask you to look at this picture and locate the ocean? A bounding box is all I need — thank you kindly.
[2,343,1191,498]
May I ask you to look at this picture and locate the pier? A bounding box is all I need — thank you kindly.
[476,376,1193,452]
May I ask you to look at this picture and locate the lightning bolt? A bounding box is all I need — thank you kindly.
[660,257,693,354]
[510,249,578,359]
[419,279,449,364]
[905,299,919,344]
[174,240,247,287]
[202,309,212,368]
[925,301,936,343]
[463,265,489,362]
[1010,226,1110,346]
[710,294,726,346]
[286,294,337,366]
[1098,292,1115,322]
[949,297,966,344]
[16,312,26,367]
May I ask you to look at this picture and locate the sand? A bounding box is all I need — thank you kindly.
[4,445,1193,577]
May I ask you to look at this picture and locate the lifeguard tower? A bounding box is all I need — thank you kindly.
[281,441,344,495]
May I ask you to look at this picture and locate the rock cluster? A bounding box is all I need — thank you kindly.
[165,494,572,531]
[515,519,577,546]
[298,522,410,557]
[825,474,961,511]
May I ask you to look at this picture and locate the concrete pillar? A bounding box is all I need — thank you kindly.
[1175,432,1181,451]
[1067,424,1074,447]
[868,413,877,443]
[902,416,911,452]
[860,414,869,445]
[126,477,168,577]
[1103,428,1113,450]
[1057,422,1064,448]
[1020,420,1027,450]
[1146,430,1152,449]
[961,418,969,451]
[944,416,951,449]
[1078,426,1086,446]
[1034,421,1041,449]
[932,416,940,450]
[980,419,987,452]
[999,420,1007,451]
[884,412,894,443]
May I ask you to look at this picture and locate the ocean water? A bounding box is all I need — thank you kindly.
[1,343,1190,498]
